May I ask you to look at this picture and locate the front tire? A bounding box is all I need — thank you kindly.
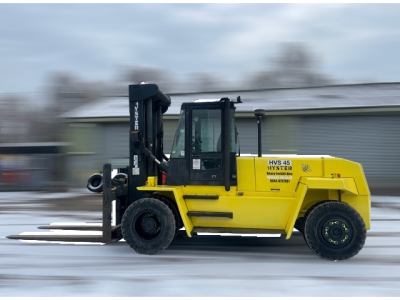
[299,200,332,247]
[121,198,176,255]
[304,201,366,261]
[148,194,183,239]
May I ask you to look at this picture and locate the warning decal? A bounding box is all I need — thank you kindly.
[193,159,200,170]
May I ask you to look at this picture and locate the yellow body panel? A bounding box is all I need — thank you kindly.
[300,177,358,195]
[138,155,371,237]
[253,157,323,192]
[137,184,194,237]
[236,157,256,191]
[185,195,293,230]
[285,183,308,239]
[323,158,370,196]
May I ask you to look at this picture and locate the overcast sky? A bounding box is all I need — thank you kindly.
[1,3,400,96]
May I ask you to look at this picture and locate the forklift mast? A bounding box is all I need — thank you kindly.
[128,84,171,205]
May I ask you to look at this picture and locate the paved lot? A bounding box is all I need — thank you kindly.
[0,190,399,297]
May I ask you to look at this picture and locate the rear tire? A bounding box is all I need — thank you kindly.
[294,217,305,234]
[299,200,332,247]
[294,217,309,246]
[121,198,176,255]
[304,201,366,261]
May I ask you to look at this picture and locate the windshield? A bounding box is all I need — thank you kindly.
[170,109,186,158]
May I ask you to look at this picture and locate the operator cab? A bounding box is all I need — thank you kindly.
[165,98,238,187]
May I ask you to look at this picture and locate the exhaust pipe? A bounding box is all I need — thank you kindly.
[254,109,266,157]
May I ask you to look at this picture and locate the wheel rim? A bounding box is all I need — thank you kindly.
[134,212,162,240]
[321,218,353,248]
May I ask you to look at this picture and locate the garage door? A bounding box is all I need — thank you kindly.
[295,115,400,189]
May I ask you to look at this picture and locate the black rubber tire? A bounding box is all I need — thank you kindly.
[304,201,366,261]
[299,200,333,247]
[121,198,176,255]
[294,217,305,234]
[87,173,103,193]
[113,173,127,183]
[148,194,183,239]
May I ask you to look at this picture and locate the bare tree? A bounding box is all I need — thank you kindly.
[0,72,108,144]
[48,72,106,114]
[188,72,221,92]
[251,43,333,89]
[0,95,30,143]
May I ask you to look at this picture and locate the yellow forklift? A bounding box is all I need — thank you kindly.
[8,84,370,261]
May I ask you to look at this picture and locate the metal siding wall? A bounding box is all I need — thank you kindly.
[235,118,260,155]
[101,123,137,171]
[236,117,299,156]
[65,114,400,190]
[295,115,400,188]
[101,120,178,158]
[163,119,178,155]
[103,123,130,161]
[65,123,103,187]
[236,114,400,189]
[264,116,299,155]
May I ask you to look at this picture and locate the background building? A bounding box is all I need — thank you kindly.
[60,82,400,195]
[0,142,68,191]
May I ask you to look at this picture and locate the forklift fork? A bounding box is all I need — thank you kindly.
[7,164,128,244]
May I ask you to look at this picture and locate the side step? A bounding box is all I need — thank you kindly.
[183,195,219,200]
[187,211,233,218]
[192,227,286,236]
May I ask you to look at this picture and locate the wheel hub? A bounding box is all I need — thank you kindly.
[142,215,158,233]
[134,212,162,240]
[322,219,351,246]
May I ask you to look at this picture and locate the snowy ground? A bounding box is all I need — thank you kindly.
[0,190,399,297]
